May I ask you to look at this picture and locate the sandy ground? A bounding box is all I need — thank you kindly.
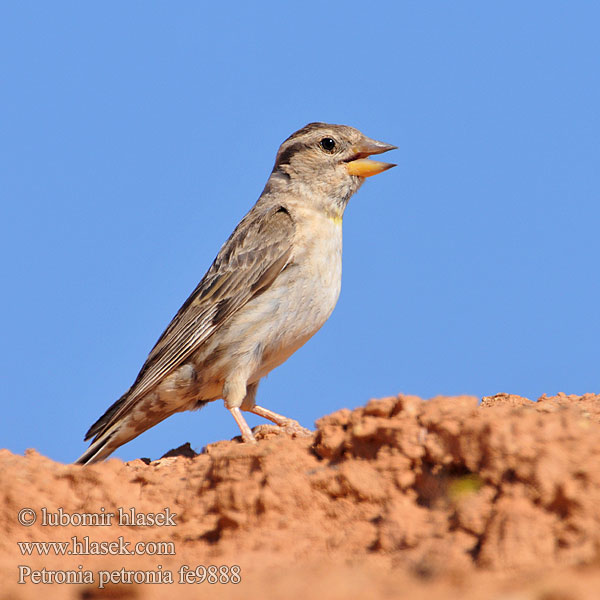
[2,392,600,599]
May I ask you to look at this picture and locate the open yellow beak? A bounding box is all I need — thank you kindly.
[346,138,397,178]
[346,158,396,177]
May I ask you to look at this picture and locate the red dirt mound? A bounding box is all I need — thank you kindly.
[2,392,600,599]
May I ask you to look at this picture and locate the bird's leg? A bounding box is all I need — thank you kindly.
[249,405,312,438]
[228,407,256,443]
[226,377,311,440]
[224,376,257,443]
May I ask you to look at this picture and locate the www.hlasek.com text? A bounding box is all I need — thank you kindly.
[19,536,175,556]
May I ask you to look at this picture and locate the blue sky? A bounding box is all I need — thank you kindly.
[2,2,598,464]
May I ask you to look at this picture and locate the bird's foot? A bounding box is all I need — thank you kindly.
[250,405,313,438]
[275,418,313,438]
[252,422,313,441]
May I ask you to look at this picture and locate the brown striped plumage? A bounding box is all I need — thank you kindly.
[77,123,395,464]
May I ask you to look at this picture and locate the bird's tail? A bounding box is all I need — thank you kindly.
[75,425,122,465]
[75,393,131,465]
[75,391,183,465]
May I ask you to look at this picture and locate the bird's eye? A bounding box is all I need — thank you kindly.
[319,137,336,153]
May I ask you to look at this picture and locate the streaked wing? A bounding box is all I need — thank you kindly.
[115,204,294,411]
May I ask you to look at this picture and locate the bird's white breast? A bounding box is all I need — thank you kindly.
[186,209,344,395]
[245,210,343,381]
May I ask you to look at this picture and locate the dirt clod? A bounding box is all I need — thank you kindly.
[3,393,600,599]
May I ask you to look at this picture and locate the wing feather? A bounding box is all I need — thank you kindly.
[87,205,294,442]
[133,205,294,400]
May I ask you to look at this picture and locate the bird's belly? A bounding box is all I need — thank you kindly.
[254,225,343,378]
[249,259,342,380]
[186,219,343,397]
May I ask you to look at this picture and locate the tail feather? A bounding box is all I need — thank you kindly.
[75,430,119,465]
[84,392,130,442]
[76,392,133,465]
[76,392,184,465]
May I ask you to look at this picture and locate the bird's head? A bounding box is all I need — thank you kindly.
[264,122,396,213]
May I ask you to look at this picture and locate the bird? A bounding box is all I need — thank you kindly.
[76,122,396,464]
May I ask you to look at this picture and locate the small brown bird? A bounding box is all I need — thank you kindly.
[76,122,395,464]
